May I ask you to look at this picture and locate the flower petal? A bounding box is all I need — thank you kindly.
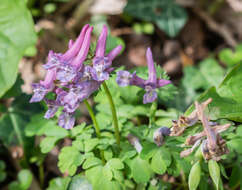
[71,26,93,69]
[146,47,157,84]
[157,79,171,87]
[58,112,75,129]
[116,70,132,86]
[30,83,48,103]
[62,24,89,61]
[107,45,122,61]
[143,89,157,104]
[95,25,108,57]
[44,100,59,119]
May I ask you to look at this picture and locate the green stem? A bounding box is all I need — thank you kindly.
[102,82,120,146]
[39,163,44,188]
[149,101,157,128]
[9,108,24,147]
[84,100,105,163]
[84,100,101,138]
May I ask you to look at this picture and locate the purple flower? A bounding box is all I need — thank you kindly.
[43,24,90,70]
[30,69,56,103]
[44,99,60,119]
[30,24,123,130]
[90,25,122,82]
[58,112,75,129]
[116,47,171,104]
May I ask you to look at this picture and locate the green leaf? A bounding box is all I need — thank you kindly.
[151,148,171,174]
[131,156,153,183]
[185,63,242,122]
[84,138,99,152]
[218,63,242,103]
[40,136,59,154]
[140,142,158,160]
[124,0,187,37]
[2,75,23,98]
[47,177,71,190]
[227,139,242,154]
[103,166,113,181]
[58,146,84,176]
[219,44,242,66]
[208,160,220,190]
[199,59,225,87]
[86,166,122,190]
[0,0,37,52]
[107,158,124,170]
[155,1,187,37]
[25,116,68,138]
[0,32,21,97]
[83,157,102,170]
[68,175,92,190]
[188,161,201,190]
[18,169,33,190]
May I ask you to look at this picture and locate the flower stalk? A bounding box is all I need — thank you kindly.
[102,81,120,147]
[84,100,105,163]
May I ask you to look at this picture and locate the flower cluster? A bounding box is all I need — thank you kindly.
[116,47,171,104]
[30,24,122,129]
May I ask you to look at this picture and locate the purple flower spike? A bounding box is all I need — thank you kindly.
[146,47,156,84]
[68,39,73,48]
[116,47,171,104]
[62,24,89,61]
[91,25,122,82]
[58,112,75,129]
[95,25,108,57]
[71,26,93,69]
[107,45,123,61]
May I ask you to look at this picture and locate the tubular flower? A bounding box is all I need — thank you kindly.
[30,24,122,129]
[116,47,171,104]
[90,25,123,82]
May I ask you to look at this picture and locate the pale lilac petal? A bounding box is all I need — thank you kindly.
[39,69,56,88]
[56,64,76,83]
[146,47,156,84]
[30,83,48,103]
[44,100,59,119]
[63,91,80,113]
[58,112,75,129]
[43,51,63,70]
[91,70,109,81]
[71,26,93,68]
[107,45,122,61]
[95,25,108,57]
[130,73,146,88]
[91,57,111,81]
[62,24,89,61]
[93,57,111,70]
[55,88,68,105]
[77,80,101,101]
[68,39,74,48]
[143,88,157,104]
[116,70,132,86]
[157,79,171,87]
